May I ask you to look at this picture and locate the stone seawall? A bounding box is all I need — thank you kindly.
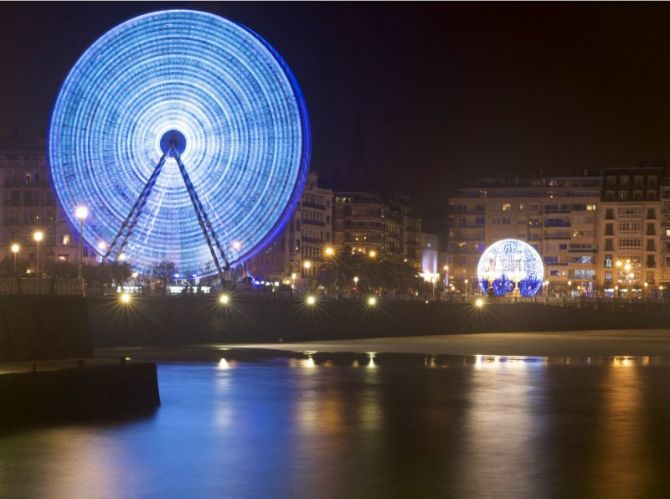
[88,296,670,347]
[0,296,92,361]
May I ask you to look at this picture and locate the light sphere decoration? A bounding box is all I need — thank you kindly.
[48,9,310,276]
[477,239,544,297]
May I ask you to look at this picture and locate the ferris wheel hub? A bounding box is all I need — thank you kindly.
[160,129,187,155]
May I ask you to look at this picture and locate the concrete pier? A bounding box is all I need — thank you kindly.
[0,358,160,430]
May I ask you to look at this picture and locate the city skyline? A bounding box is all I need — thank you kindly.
[4,3,670,217]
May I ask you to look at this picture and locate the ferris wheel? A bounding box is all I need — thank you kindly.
[48,10,310,278]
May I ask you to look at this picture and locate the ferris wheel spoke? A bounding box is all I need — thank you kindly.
[172,149,231,278]
[102,149,170,262]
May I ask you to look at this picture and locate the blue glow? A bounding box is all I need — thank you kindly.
[477,239,544,297]
[48,10,310,275]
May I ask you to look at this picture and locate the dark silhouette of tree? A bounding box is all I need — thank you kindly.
[152,261,177,296]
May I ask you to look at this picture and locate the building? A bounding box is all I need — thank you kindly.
[333,191,423,266]
[596,166,665,296]
[448,166,670,297]
[447,173,602,296]
[247,172,333,281]
[0,142,95,271]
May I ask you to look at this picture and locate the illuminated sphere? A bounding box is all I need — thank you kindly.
[48,10,310,275]
[477,239,544,297]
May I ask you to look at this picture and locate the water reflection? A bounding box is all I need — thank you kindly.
[458,355,547,499]
[588,357,651,499]
[1,355,670,498]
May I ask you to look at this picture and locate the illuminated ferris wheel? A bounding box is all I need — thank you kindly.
[48,10,310,278]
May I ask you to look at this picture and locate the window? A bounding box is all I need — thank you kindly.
[605,208,614,220]
[646,239,656,251]
[618,221,641,233]
[646,223,655,236]
[619,191,629,201]
[617,207,642,218]
[647,255,656,268]
[618,238,641,250]
[544,256,559,264]
[605,224,614,236]
[501,203,511,212]
[647,208,656,219]
[586,204,597,211]
[647,191,657,201]
[604,255,613,268]
[619,176,630,188]
[605,239,614,251]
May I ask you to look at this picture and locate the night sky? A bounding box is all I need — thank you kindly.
[3,2,670,217]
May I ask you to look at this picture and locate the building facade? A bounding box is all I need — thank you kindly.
[333,191,423,266]
[247,172,333,280]
[448,167,670,297]
[0,143,95,271]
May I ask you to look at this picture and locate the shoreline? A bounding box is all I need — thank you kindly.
[96,328,670,360]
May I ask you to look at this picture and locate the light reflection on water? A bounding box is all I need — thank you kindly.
[2,355,670,498]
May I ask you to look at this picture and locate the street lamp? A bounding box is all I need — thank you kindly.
[33,230,44,276]
[10,243,20,275]
[75,205,89,279]
[353,275,359,294]
[118,252,127,287]
[305,295,316,306]
[367,296,377,306]
[324,246,335,257]
[368,250,377,259]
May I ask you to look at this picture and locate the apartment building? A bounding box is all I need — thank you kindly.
[333,191,422,266]
[247,172,333,280]
[0,143,94,269]
[448,166,670,296]
[596,166,664,295]
[447,174,602,295]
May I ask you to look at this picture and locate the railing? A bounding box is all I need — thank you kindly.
[0,277,86,296]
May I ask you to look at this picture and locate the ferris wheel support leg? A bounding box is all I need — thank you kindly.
[172,149,228,283]
[102,150,170,263]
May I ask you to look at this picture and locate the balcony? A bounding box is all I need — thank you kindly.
[302,219,325,227]
[302,201,326,210]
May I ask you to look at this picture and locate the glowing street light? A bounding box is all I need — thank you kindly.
[368,250,377,259]
[367,296,377,306]
[303,260,312,270]
[324,246,335,257]
[33,230,44,275]
[218,293,230,305]
[119,292,131,304]
[305,295,316,306]
[75,205,89,279]
[10,243,20,274]
[474,297,485,308]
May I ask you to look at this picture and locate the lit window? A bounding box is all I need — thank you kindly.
[62,235,70,245]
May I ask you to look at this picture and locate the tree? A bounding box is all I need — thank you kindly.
[152,261,177,296]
